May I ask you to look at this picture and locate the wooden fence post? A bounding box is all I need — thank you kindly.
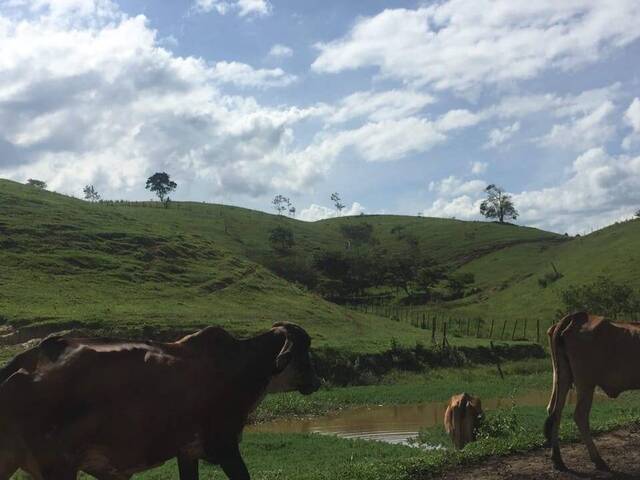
[467,318,471,336]
[523,318,528,340]
[511,319,519,340]
[489,318,495,338]
[442,322,448,348]
[536,318,541,343]
[476,318,481,338]
[501,320,508,339]
[432,317,437,344]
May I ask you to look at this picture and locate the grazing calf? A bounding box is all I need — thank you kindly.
[545,311,640,471]
[444,393,483,449]
[0,322,321,480]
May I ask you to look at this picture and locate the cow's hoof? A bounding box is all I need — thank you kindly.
[552,459,567,471]
[594,459,610,472]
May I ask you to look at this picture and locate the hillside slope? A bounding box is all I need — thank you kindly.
[2,178,637,349]
[446,218,640,325]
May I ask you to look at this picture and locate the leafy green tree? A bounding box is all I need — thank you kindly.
[447,272,475,298]
[83,184,100,202]
[560,276,640,319]
[339,222,375,248]
[635,209,640,218]
[26,179,47,189]
[480,184,518,223]
[331,192,345,215]
[269,226,295,253]
[386,252,419,296]
[145,172,177,207]
[415,259,447,298]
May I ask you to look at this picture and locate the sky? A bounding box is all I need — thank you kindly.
[1,0,639,234]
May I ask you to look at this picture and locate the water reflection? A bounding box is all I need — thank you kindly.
[249,389,576,445]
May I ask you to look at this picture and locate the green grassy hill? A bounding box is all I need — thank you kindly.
[450,218,640,329]
[1,178,638,351]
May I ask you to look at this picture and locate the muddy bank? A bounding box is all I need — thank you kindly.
[436,425,640,480]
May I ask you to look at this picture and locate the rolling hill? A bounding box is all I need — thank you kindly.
[1,178,638,352]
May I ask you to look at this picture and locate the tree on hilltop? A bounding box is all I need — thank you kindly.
[83,184,100,202]
[26,179,47,189]
[331,192,345,215]
[145,172,177,208]
[272,195,294,216]
[479,184,518,223]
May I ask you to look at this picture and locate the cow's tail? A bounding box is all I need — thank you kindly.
[543,313,580,445]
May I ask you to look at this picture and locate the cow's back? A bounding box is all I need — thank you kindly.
[2,331,241,476]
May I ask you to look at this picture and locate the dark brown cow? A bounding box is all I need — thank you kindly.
[443,393,483,449]
[545,311,640,471]
[0,322,320,480]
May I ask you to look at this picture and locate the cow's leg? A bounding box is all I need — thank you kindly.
[217,444,250,480]
[574,385,608,471]
[0,462,18,480]
[177,454,199,480]
[545,367,571,470]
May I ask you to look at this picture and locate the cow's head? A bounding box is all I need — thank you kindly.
[266,322,321,395]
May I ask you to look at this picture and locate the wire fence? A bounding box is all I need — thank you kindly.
[347,303,555,345]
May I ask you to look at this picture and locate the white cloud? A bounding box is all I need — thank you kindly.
[435,109,482,132]
[192,0,271,17]
[514,148,640,233]
[326,89,435,124]
[209,61,296,88]
[485,121,520,149]
[424,148,640,233]
[0,2,320,198]
[625,98,640,132]
[538,101,616,150]
[423,195,481,220]
[312,2,640,94]
[299,202,366,221]
[267,44,293,59]
[489,85,621,120]
[331,117,446,162]
[428,176,485,197]
[471,161,488,174]
[622,97,640,149]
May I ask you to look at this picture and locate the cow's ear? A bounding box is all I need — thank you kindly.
[273,331,293,374]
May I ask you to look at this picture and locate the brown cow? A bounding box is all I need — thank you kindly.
[443,392,483,449]
[545,311,640,471]
[0,322,321,480]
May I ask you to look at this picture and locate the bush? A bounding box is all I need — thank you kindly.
[475,404,524,440]
[263,255,317,289]
[560,276,640,319]
[268,226,295,253]
[538,263,563,288]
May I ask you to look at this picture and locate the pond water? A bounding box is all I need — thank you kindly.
[249,389,576,446]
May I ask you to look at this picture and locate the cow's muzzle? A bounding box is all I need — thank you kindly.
[299,375,321,395]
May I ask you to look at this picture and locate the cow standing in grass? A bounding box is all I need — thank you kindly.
[0,322,320,480]
[444,393,483,449]
[545,311,640,471]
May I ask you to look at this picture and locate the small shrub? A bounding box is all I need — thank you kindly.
[475,404,524,440]
[538,263,563,288]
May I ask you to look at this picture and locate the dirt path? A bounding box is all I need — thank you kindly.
[440,425,640,479]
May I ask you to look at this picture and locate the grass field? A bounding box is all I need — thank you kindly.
[2,178,638,352]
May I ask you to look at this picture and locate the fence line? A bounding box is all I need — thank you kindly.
[346,302,548,345]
